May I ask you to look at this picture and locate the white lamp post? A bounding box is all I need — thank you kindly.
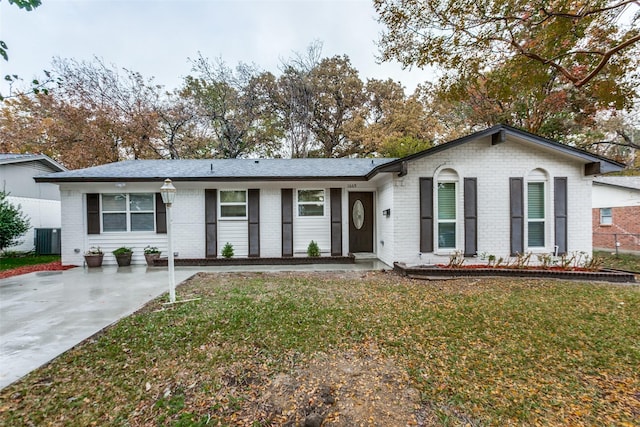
[160,178,177,303]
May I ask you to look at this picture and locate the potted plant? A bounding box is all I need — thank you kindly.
[84,246,104,268]
[112,247,133,267]
[143,245,161,266]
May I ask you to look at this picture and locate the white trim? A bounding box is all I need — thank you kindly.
[296,188,326,218]
[599,207,613,225]
[100,193,156,233]
[434,168,460,254]
[525,168,549,251]
[218,189,248,220]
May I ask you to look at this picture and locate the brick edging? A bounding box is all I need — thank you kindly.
[152,255,356,267]
[393,262,636,283]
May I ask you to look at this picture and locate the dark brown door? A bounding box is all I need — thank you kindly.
[349,192,374,253]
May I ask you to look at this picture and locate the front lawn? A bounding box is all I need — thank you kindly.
[1,272,638,426]
[0,253,60,271]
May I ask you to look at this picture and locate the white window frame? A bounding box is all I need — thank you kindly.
[296,189,325,217]
[526,180,546,249]
[101,193,156,233]
[218,190,248,220]
[435,180,458,253]
[600,207,613,225]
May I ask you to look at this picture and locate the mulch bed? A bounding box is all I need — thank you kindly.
[394,262,637,283]
[0,261,76,280]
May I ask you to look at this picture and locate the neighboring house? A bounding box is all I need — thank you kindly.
[36,125,624,266]
[592,176,640,254]
[0,154,67,252]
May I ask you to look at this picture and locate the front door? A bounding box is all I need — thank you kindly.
[349,192,374,253]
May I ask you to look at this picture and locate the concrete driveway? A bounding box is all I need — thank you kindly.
[0,266,196,390]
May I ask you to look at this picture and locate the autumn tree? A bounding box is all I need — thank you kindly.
[155,91,211,159]
[1,57,230,167]
[271,41,323,158]
[306,55,366,157]
[183,56,282,158]
[51,57,165,161]
[374,0,640,88]
[350,79,435,157]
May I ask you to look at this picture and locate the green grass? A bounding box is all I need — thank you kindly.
[1,273,638,426]
[595,250,640,273]
[0,253,60,270]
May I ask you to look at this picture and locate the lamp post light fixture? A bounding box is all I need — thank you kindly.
[160,178,177,303]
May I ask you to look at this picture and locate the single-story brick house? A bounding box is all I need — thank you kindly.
[1,153,67,253]
[592,176,640,253]
[36,125,624,266]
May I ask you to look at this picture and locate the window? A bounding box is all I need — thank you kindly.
[437,182,456,249]
[297,189,324,216]
[600,208,612,225]
[102,193,155,232]
[219,190,247,218]
[527,182,545,247]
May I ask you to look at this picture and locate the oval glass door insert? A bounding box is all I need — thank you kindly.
[352,199,365,230]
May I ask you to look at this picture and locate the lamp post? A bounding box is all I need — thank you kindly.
[160,178,176,303]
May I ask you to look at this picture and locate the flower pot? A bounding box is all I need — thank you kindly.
[84,254,104,268]
[115,253,132,267]
[144,253,160,266]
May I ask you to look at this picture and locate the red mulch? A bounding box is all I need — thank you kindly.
[0,261,76,279]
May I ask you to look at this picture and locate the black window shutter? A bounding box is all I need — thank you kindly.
[281,189,293,257]
[330,188,342,256]
[248,189,260,257]
[464,178,477,256]
[419,178,434,253]
[554,177,568,255]
[510,177,524,256]
[205,189,217,258]
[87,193,100,235]
[155,193,167,234]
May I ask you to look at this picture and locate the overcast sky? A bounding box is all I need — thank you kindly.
[0,0,436,96]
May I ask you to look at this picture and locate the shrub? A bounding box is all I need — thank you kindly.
[0,191,30,252]
[112,247,133,256]
[222,242,234,258]
[307,240,320,257]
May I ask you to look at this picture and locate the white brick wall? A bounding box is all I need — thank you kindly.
[60,188,85,266]
[375,180,394,266]
[55,139,594,267]
[391,135,593,265]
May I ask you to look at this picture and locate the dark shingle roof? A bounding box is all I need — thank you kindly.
[594,176,640,191]
[0,153,67,171]
[35,158,397,183]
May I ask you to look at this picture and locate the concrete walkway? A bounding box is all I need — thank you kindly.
[0,261,386,390]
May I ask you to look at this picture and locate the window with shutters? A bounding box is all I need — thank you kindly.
[527,182,545,247]
[102,193,155,232]
[436,169,459,251]
[526,169,548,249]
[219,190,247,219]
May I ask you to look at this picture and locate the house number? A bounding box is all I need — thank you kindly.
[347,184,357,188]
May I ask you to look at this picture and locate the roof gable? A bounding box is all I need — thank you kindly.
[373,124,625,176]
[0,153,67,172]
